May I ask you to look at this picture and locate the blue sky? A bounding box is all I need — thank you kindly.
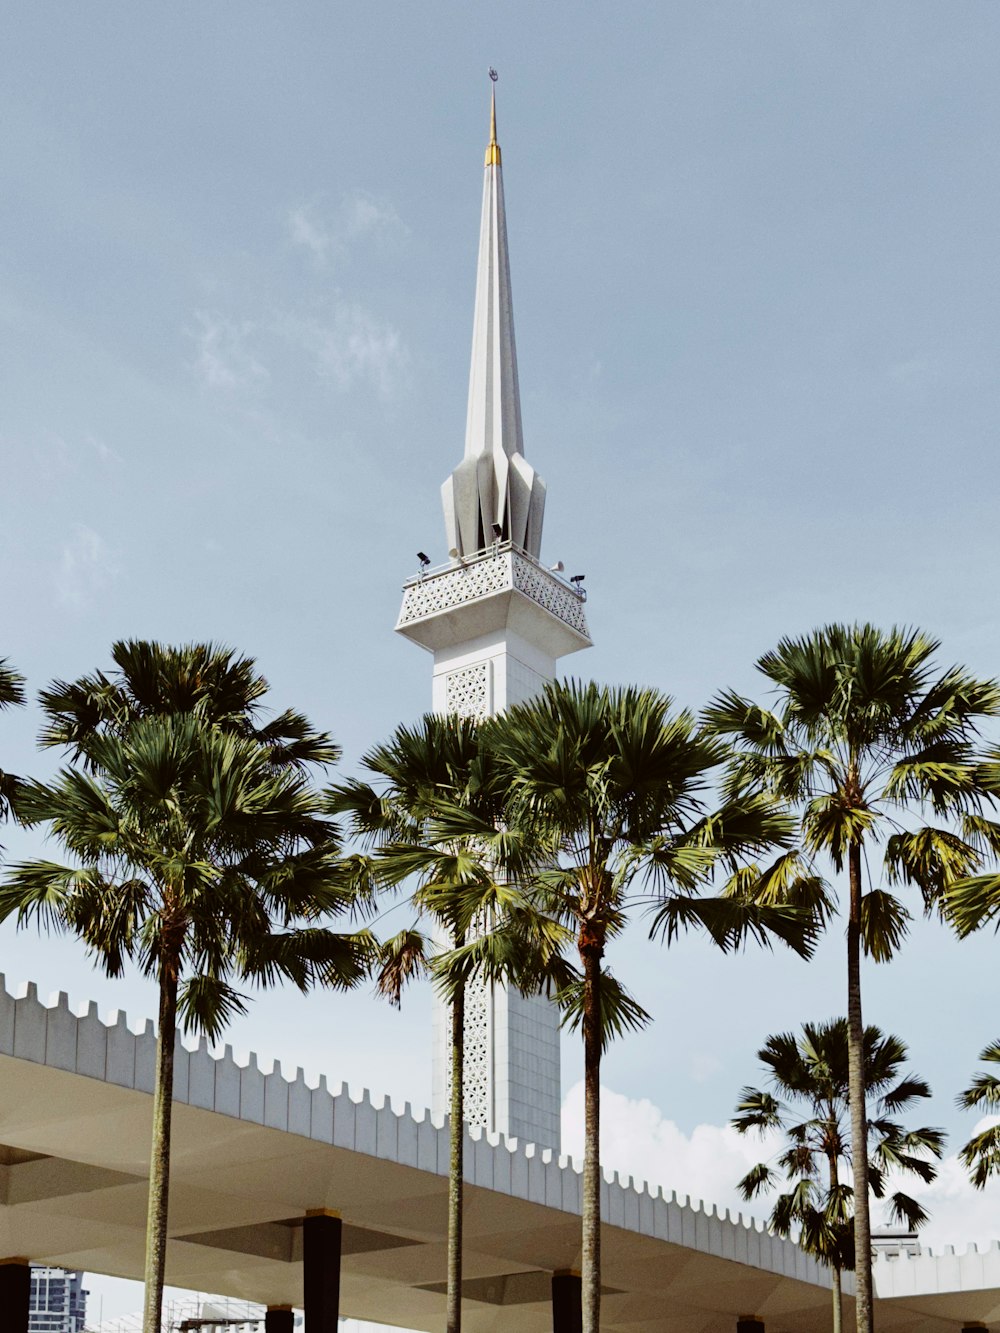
[3,2,1000,1316]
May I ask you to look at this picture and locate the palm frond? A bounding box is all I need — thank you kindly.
[374,928,429,1007]
[737,1161,777,1199]
[944,872,1000,938]
[859,890,911,962]
[958,1123,1000,1189]
[884,826,981,915]
[177,975,249,1042]
[0,660,26,710]
[648,892,818,958]
[555,968,651,1053]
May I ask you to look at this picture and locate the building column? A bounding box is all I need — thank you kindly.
[303,1209,342,1332]
[737,1316,765,1333]
[0,1259,30,1333]
[552,1270,582,1333]
[265,1307,295,1333]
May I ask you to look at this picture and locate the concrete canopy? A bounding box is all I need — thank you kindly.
[0,979,995,1333]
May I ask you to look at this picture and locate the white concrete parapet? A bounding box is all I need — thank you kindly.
[874,1240,1000,1298]
[0,976,835,1290]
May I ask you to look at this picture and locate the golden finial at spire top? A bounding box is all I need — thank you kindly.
[486,68,501,167]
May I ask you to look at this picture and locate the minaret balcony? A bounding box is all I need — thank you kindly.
[396,543,591,659]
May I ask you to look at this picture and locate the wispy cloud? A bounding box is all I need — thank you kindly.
[190,311,269,390]
[287,191,409,267]
[288,206,335,264]
[343,190,408,243]
[277,305,408,398]
[54,524,118,608]
[87,432,122,466]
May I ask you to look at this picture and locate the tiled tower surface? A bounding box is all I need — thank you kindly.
[396,90,591,1153]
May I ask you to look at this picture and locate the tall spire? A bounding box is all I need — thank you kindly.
[486,86,500,166]
[441,75,546,559]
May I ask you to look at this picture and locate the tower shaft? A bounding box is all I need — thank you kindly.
[396,88,591,1152]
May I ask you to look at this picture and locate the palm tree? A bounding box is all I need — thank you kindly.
[943,859,1000,1189]
[0,658,26,827]
[332,713,553,1333]
[38,638,328,765]
[734,1020,944,1333]
[471,680,818,1333]
[954,1041,1000,1188]
[705,624,1000,1333]
[2,649,371,1333]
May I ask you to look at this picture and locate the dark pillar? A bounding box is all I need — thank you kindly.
[303,1210,342,1333]
[552,1270,582,1333]
[265,1308,295,1333]
[0,1259,30,1333]
[737,1317,765,1333]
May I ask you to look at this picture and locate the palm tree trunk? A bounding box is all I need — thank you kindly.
[581,943,602,1333]
[142,963,179,1333]
[831,1266,842,1333]
[446,978,465,1333]
[847,841,873,1333]
[827,1154,843,1333]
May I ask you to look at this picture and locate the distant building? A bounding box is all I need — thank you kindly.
[872,1228,923,1260]
[29,1268,87,1333]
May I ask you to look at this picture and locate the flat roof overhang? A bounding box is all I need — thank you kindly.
[0,981,993,1333]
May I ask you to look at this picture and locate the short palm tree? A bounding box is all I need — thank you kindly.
[705,624,1000,1333]
[954,1041,1000,1188]
[331,713,555,1333]
[944,851,1000,1189]
[0,658,26,827]
[734,1020,944,1333]
[2,648,371,1333]
[471,680,818,1333]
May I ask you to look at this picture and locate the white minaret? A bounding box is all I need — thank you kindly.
[396,82,591,1151]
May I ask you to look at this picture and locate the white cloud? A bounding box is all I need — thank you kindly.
[87,433,121,466]
[343,190,408,243]
[287,192,408,267]
[54,524,117,608]
[561,1085,1000,1250]
[690,1052,724,1084]
[288,205,335,264]
[561,1080,778,1223]
[280,305,407,398]
[190,311,269,390]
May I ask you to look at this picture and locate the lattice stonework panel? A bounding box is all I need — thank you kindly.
[397,557,510,623]
[511,555,589,635]
[462,979,491,1128]
[445,662,491,720]
[442,975,492,1131]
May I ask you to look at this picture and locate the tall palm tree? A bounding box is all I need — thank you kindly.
[332,713,555,1333]
[705,624,1000,1333]
[471,680,818,1333]
[2,649,371,1333]
[0,658,26,828]
[734,1020,944,1333]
